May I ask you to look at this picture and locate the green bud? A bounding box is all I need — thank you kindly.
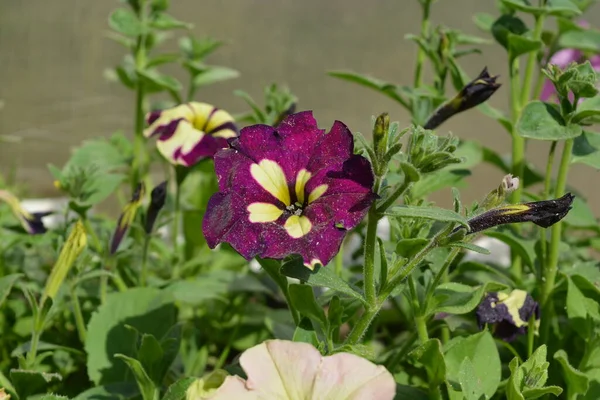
[373,112,390,158]
[41,220,87,305]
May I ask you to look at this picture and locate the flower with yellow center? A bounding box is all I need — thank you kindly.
[203,111,376,269]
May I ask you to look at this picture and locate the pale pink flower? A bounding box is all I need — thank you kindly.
[188,340,396,400]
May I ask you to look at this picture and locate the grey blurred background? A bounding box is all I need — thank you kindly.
[0,0,599,212]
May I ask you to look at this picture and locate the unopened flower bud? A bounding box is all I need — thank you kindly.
[424,67,501,130]
[373,112,390,158]
[145,181,167,234]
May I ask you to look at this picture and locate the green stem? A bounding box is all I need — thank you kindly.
[520,14,545,106]
[344,306,379,345]
[541,139,573,340]
[335,239,344,277]
[82,216,103,255]
[539,141,557,276]
[527,314,535,358]
[171,180,182,279]
[364,186,381,306]
[345,232,441,345]
[413,0,431,89]
[70,283,87,343]
[132,0,148,192]
[259,258,300,325]
[140,235,151,286]
[509,54,524,283]
[375,179,412,214]
[26,329,41,367]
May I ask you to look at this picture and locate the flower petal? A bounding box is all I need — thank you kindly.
[549,48,582,68]
[312,352,397,400]
[205,376,258,400]
[306,120,354,174]
[240,340,322,399]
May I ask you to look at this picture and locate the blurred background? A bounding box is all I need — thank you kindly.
[0,0,599,212]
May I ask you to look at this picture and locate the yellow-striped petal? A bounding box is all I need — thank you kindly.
[308,184,328,204]
[250,160,290,206]
[294,169,312,204]
[156,121,204,165]
[143,104,194,137]
[284,215,312,238]
[247,202,284,223]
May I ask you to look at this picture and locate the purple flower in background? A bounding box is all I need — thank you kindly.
[144,102,237,167]
[202,111,376,269]
[476,289,539,342]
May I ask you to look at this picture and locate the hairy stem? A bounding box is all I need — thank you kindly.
[413,0,432,89]
[521,14,545,106]
[364,179,382,306]
[70,283,87,343]
[132,0,149,192]
[541,139,573,341]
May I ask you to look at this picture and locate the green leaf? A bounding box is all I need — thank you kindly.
[444,331,501,399]
[411,170,471,199]
[138,69,182,93]
[517,101,582,141]
[280,259,365,303]
[409,339,446,387]
[73,383,139,400]
[85,288,176,385]
[289,284,327,327]
[554,350,589,399]
[507,345,563,400]
[0,273,22,308]
[292,317,320,347]
[9,369,62,398]
[327,71,408,107]
[115,354,158,400]
[508,34,543,60]
[572,131,600,169]
[109,8,144,36]
[395,384,429,399]
[146,53,180,68]
[428,282,507,316]
[396,238,429,259]
[137,334,165,386]
[492,14,528,49]
[486,230,536,268]
[78,173,126,207]
[447,241,491,255]
[564,196,597,229]
[193,66,240,87]
[150,13,191,30]
[567,277,588,320]
[41,395,69,400]
[559,29,600,52]
[162,377,196,400]
[473,13,496,32]
[572,96,600,123]
[459,358,486,400]
[385,205,469,227]
[164,270,234,305]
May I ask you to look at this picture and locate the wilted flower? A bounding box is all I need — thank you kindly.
[0,190,49,234]
[110,183,145,254]
[145,181,167,234]
[424,67,501,130]
[0,388,10,400]
[464,193,574,234]
[144,102,237,166]
[202,111,376,269]
[187,340,396,400]
[476,289,539,342]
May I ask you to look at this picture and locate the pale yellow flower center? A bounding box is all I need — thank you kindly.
[247,160,328,240]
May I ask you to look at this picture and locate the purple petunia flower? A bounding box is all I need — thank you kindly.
[144,102,237,167]
[202,111,376,269]
[476,289,539,342]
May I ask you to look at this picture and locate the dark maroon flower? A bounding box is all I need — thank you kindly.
[202,111,376,269]
[476,290,539,342]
